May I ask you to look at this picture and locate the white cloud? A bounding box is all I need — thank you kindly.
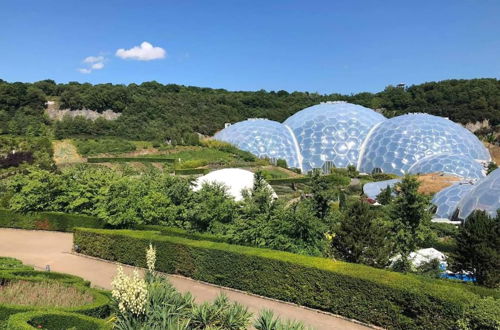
[78,55,105,74]
[84,56,105,64]
[91,62,104,70]
[115,41,166,61]
[78,68,92,74]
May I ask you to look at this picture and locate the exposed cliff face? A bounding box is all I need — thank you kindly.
[45,101,121,121]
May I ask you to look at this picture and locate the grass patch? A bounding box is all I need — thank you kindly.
[0,281,93,308]
[73,138,136,156]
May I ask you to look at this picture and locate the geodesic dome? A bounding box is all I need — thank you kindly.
[358,114,490,176]
[284,102,386,173]
[432,182,475,219]
[193,168,276,201]
[408,154,485,180]
[456,168,500,221]
[214,119,302,170]
[363,179,400,200]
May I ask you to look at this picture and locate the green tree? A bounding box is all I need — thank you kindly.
[332,200,393,267]
[308,171,331,219]
[376,185,393,205]
[388,175,434,268]
[454,210,500,288]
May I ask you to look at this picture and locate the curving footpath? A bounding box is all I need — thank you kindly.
[0,228,372,330]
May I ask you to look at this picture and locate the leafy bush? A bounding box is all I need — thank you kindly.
[0,208,105,232]
[74,228,500,329]
[7,310,111,330]
[0,257,33,271]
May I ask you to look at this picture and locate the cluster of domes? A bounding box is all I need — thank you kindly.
[214,101,491,180]
[432,169,500,221]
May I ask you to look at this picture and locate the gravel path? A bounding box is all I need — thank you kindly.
[0,228,373,330]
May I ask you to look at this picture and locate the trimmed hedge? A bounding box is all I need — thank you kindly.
[138,224,231,243]
[0,257,33,272]
[0,272,110,322]
[268,173,351,186]
[7,310,111,330]
[174,168,209,175]
[87,157,176,164]
[0,209,105,232]
[1,270,91,286]
[74,228,500,330]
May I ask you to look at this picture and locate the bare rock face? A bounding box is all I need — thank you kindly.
[465,119,490,133]
[45,102,121,121]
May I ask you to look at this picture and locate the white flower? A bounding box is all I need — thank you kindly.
[146,243,156,272]
[111,266,147,315]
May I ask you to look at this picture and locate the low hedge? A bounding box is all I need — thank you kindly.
[74,228,500,330]
[1,269,91,286]
[7,310,111,330]
[87,157,176,164]
[268,173,351,186]
[0,209,105,232]
[0,257,33,271]
[174,168,209,175]
[0,273,110,321]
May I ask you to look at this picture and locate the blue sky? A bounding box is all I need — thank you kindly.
[1,0,499,94]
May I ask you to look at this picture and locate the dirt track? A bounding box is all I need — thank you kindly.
[0,228,372,330]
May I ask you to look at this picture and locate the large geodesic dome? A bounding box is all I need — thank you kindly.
[456,168,500,221]
[214,119,302,169]
[432,182,475,219]
[359,114,490,176]
[283,102,386,172]
[408,154,485,180]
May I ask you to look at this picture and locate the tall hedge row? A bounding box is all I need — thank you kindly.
[74,228,500,330]
[0,209,105,232]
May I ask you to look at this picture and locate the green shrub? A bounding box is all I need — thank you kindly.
[0,209,105,232]
[7,310,111,330]
[87,157,175,164]
[74,228,500,329]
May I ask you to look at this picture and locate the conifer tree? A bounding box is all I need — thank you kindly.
[455,210,500,288]
[332,200,393,267]
[388,175,434,268]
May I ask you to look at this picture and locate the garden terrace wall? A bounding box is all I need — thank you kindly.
[0,209,105,232]
[74,228,500,330]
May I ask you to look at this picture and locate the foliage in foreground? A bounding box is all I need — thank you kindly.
[454,210,500,288]
[111,244,305,330]
[75,228,500,330]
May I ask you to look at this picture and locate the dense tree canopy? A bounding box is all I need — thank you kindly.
[0,78,498,141]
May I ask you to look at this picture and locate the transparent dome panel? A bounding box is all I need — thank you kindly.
[214,119,302,169]
[363,179,400,200]
[457,168,500,221]
[432,182,474,219]
[408,154,485,180]
[359,114,491,175]
[284,102,386,173]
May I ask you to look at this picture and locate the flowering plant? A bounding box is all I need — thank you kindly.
[111,266,147,316]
